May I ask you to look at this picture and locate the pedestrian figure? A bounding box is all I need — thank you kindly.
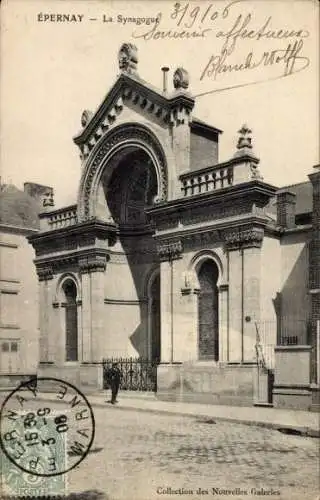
[105,362,121,404]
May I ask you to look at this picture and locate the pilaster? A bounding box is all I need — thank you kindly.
[90,269,106,362]
[80,272,92,362]
[243,247,261,362]
[37,271,54,363]
[218,284,229,362]
[79,254,107,363]
[157,238,183,363]
[223,225,264,363]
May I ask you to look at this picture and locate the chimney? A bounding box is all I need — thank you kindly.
[161,67,169,93]
[276,189,296,229]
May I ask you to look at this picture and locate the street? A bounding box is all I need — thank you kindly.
[1,400,318,500]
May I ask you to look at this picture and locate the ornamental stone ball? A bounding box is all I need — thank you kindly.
[81,110,93,128]
[118,43,138,74]
[173,67,189,90]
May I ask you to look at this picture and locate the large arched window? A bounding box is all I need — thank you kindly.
[198,260,219,360]
[63,280,78,362]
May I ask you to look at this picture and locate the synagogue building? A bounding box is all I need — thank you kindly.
[27,44,319,410]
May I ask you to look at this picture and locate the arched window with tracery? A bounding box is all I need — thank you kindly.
[197,260,219,360]
[63,280,78,362]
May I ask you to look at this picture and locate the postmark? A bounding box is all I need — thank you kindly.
[0,377,95,478]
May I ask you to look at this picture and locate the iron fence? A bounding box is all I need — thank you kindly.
[254,318,312,370]
[102,357,158,392]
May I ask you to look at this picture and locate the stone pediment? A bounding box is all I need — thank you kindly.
[73,71,195,160]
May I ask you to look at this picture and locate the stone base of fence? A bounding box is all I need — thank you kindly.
[156,362,255,407]
[37,362,103,392]
[273,345,316,411]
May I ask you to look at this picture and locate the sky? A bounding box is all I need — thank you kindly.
[1,0,319,208]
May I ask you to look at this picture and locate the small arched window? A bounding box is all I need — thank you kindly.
[197,260,219,361]
[63,280,78,362]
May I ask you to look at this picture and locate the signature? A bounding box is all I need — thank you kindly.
[200,40,310,81]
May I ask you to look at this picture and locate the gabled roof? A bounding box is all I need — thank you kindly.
[73,71,222,151]
[73,71,195,147]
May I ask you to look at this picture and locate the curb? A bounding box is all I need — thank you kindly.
[35,397,320,438]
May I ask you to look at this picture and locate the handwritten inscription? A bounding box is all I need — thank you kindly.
[133,1,311,90]
[36,2,312,90]
[200,40,309,81]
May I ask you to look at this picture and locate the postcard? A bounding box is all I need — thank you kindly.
[0,1,319,499]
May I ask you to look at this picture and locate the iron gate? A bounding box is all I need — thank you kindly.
[102,357,158,392]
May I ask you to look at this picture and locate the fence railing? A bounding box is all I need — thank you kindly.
[254,318,312,370]
[46,205,78,230]
[102,357,158,392]
[180,165,234,197]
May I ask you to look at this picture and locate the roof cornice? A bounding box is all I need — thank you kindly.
[147,180,277,217]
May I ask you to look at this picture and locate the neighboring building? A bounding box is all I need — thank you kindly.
[28,44,319,410]
[0,181,53,386]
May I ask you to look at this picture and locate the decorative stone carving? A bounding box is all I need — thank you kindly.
[81,110,93,128]
[173,67,189,90]
[237,124,253,150]
[118,43,138,74]
[222,226,264,250]
[183,230,220,249]
[42,190,54,209]
[36,265,54,282]
[157,239,183,261]
[250,162,263,180]
[79,124,168,221]
[78,255,107,274]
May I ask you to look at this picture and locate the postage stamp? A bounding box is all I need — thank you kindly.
[1,413,66,497]
[0,377,95,496]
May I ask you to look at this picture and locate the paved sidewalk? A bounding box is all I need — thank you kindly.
[35,390,320,437]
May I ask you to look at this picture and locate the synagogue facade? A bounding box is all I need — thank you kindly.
[29,44,319,409]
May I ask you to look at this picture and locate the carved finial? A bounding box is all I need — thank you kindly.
[118,43,138,74]
[173,67,189,90]
[42,190,54,210]
[81,110,93,128]
[237,124,253,150]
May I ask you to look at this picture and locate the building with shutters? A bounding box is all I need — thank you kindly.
[28,44,319,409]
[0,181,53,387]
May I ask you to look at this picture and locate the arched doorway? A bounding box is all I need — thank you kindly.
[197,260,219,360]
[99,147,161,360]
[148,272,161,362]
[63,280,78,361]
